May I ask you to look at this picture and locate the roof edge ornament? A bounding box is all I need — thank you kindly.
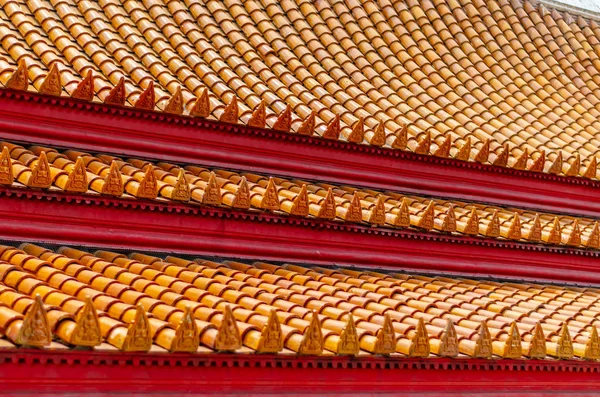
[247,100,267,129]
[64,157,88,193]
[512,148,529,170]
[318,188,336,219]
[492,144,509,167]
[338,313,360,355]
[394,198,411,227]
[102,161,124,196]
[368,195,386,225]
[296,111,316,136]
[345,192,363,223]
[39,63,62,96]
[410,318,430,357]
[549,151,563,175]
[373,313,396,355]
[529,150,545,172]
[16,295,51,347]
[290,184,309,216]
[369,122,386,147]
[555,323,574,359]
[565,153,581,177]
[202,172,221,205]
[28,151,51,189]
[474,139,490,163]
[439,319,458,357]
[503,322,522,359]
[136,165,158,199]
[463,208,479,235]
[454,137,471,162]
[433,134,451,158]
[71,70,94,102]
[485,210,500,237]
[298,311,323,355]
[323,114,340,140]
[232,176,250,209]
[171,307,199,353]
[71,297,102,347]
[473,320,492,358]
[273,104,292,132]
[134,81,155,111]
[415,132,431,155]
[189,88,210,118]
[104,77,126,106]
[171,169,191,202]
[347,117,365,143]
[215,305,242,352]
[122,304,152,352]
[0,146,14,185]
[417,201,435,230]
[164,86,184,115]
[5,59,29,91]
[219,96,239,124]
[261,177,280,211]
[441,203,456,233]
[391,123,407,150]
[256,309,283,354]
[527,322,547,359]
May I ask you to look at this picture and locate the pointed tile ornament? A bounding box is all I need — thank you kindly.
[474,139,490,163]
[555,323,573,359]
[171,169,190,202]
[410,318,430,357]
[323,114,340,140]
[16,295,51,347]
[247,100,267,128]
[64,157,88,193]
[391,123,407,150]
[512,148,529,170]
[318,188,336,219]
[548,151,563,175]
[473,320,492,358]
[299,312,323,355]
[584,327,600,360]
[297,111,316,136]
[463,208,479,235]
[136,166,158,199]
[585,222,600,249]
[583,157,598,179]
[527,322,547,359]
[219,96,239,124]
[28,152,52,189]
[369,122,386,146]
[394,198,411,227]
[39,63,62,96]
[368,195,386,225]
[507,212,522,240]
[102,161,124,196]
[503,322,522,359]
[338,313,360,355]
[122,304,152,352]
[104,77,126,106]
[134,81,155,110]
[567,220,581,247]
[0,147,14,185]
[485,210,500,238]
[261,177,280,210]
[374,313,396,355]
[546,217,562,245]
[441,204,456,233]
[415,132,431,155]
[492,144,509,167]
[232,176,250,209]
[529,150,545,172]
[290,184,309,216]
[433,134,451,157]
[417,201,435,230]
[202,172,221,205]
[347,117,365,143]
[215,305,242,351]
[5,59,29,91]
[345,192,363,222]
[527,214,542,242]
[256,309,283,353]
[164,86,184,115]
[566,153,581,177]
[172,307,199,353]
[190,88,210,118]
[439,319,458,357]
[71,297,101,347]
[273,104,292,132]
[71,70,94,101]
[454,137,471,161]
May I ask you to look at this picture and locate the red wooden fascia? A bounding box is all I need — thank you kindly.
[2,186,600,284]
[0,89,599,219]
[2,350,600,395]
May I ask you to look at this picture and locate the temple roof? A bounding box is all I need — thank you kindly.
[1,0,600,176]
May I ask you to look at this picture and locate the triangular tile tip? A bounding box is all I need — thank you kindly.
[527,213,542,242]
[391,123,407,150]
[298,311,323,355]
[136,165,158,199]
[290,184,309,216]
[414,132,431,155]
[464,208,479,235]
[454,137,471,162]
[102,161,124,196]
[345,192,363,223]
[39,63,62,96]
[556,323,573,359]
[215,305,242,351]
[219,96,239,124]
[567,219,581,247]
[0,146,14,185]
[548,151,563,175]
[257,309,283,353]
[64,156,88,193]
[322,114,340,140]
[492,144,509,167]
[71,297,102,347]
[503,322,522,359]
[441,203,456,233]
[71,70,94,101]
[347,117,365,143]
[338,313,360,355]
[583,157,597,179]
[171,169,191,202]
[394,197,411,228]
[565,153,581,177]
[318,188,337,219]
[5,59,29,91]
[546,217,562,245]
[164,86,184,115]
[473,320,492,358]
[190,88,210,118]
[296,111,316,136]
[374,313,396,355]
[529,150,545,172]
[369,122,386,147]
[232,176,250,209]
[28,151,52,189]
[474,139,490,163]
[134,81,156,111]
[16,295,51,347]
[122,304,152,352]
[585,222,600,249]
[410,317,430,357]
[485,209,500,238]
[368,195,386,226]
[171,307,199,353]
[440,319,458,357]
[104,77,127,106]
[507,212,522,240]
[261,177,280,211]
[527,322,546,359]
[417,201,435,230]
[247,100,267,129]
[433,134,451,158]
[512,148,528,170]
[585,327,600,360]
[202,172,221,205]
[273,104,292,132]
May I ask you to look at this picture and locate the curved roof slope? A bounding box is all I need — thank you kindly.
[2,0,600,171]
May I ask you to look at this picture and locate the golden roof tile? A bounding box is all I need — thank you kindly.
[410,318,430,357]
[493,144,510,168]
[261,177,280,211]
[136,166,158,199]
[394,198,411,228]
[202,172,221,206]
[527,214,542,242]
[583,157,598,179]
[318,188,336,220]
[527,322,547,359]
[441,204,457,233]
[28,151,51,189]
[485,210,500,238]
[473,321,492,359]
[345,192,363,223]
[584,327,600,360]
[548,152,564,175]
[512,149,529,171]
[171,307,199,353]
[232,176,250,209]
[368,196,386,226]
[290,184,309,216]
[555,323,574,359]
[503,322,523,359]
[417,201,435,230]
[215,305,242,352]
[567,220,581,247]
[507,213,522,240]
[439,319,458,357]
[585,222,600,249]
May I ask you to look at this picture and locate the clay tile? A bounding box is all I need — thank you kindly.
[16,295,51,347]
[104,77,126,106]
[171,169,190,202]
[219,96,239,124]
[464,208,479,235]
[273,104,292,132]
[102,161,124,196]
[71,70,94,101]
[374,313,396,355]
[391,123,407,150]
[433,134,451,158]
[508,213,522,240]
[261,177,280,210]
[136,166,158,199]
[441,204,456,233]
[584,327,600,360]
[172,307,199,353]
[190,88,210,118]
[256,308,283,353]
[439,319,458,357]
[345,192,363,223]
[134,81,156,111]
[529,151,546,173]
[546,217,562,245]
[299,311,323,355]
[585,222,600,249]
[164,86,184,115]
[473,320,492,358]
[474,139,490,163]
[417,201,435,230]
[410,317,430,357]
[201,172,221,205]
[583,157,597,179]
[297,111,316,136]
[215,305,242,351]
[338,313,360,355]
[71,297,101,347]
[232,176,250,209]
[64,157,88,193]
[527,322,547,359]
[368,195,386,225]
[512,148,528,171]
[0,146,14,185]
[485,210,500,238]
[291,184,309,216]
[492,144,509,167]
[566,153,581,177]
[322,114,340,140]
[5,59,29,91]
[39,63,62,96]
[555,323,573,359]
[454,137,471,162]
[28,151,52,189]
[347,117,365,143]
[122,304,152,352]
[567,220,581,247]
[415,132,431,155]
[527,214,542,242]
[318,188,336,219]
[503,322,522,359]
[369,122,386,147]
[549,151,563,175]
[247,100,267,129]
[395,198,411,228]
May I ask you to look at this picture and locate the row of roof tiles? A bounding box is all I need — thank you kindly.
[2,0,600,177]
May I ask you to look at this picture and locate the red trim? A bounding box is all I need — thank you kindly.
[2,186,600,284]
[1,350,599,395]
[0,90,599,219]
